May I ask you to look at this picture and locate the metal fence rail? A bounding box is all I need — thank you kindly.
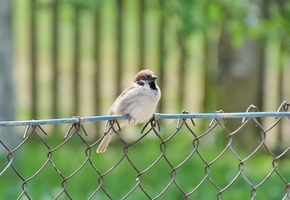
[0,102,290,200]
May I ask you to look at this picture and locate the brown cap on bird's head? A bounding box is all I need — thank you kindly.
[133,69,157,83]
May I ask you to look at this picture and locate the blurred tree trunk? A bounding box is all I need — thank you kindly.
[216,1,265,149]
[0,0,19,154]
[203,32,217,113]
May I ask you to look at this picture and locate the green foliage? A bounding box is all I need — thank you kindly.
[62,0,103,9]
[161,0,290,49]
[251,1,290,51]
[36,0,289,49]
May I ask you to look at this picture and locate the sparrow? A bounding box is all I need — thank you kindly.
[96,69,161,153]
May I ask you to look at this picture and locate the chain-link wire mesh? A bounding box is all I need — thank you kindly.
[1,102,290,200]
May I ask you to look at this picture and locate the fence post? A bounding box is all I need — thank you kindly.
[0,0,19,152]
[73,5,81,116]
[52,0,59,119]
[30,0,38,119]
[94,7,101,132]
[158,0,166,113]
[138,0,145,71]
[177,32,186,111]
[116,0,123,97]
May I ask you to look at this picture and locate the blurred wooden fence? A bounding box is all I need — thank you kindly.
[14,0,289,123]
[21,0,195,120]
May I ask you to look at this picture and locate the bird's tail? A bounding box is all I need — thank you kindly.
[96,130,114,153]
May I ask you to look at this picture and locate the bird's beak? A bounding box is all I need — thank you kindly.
[151,75,157,80]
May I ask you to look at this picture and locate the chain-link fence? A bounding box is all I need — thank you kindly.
[1,102,290,200]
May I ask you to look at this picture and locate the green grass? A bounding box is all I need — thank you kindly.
[1,125,289,200]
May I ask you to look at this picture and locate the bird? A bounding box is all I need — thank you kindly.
[96,69,161,153]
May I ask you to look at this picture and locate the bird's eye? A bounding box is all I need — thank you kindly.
[137,81,145,86]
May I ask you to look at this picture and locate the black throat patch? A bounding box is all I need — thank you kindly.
[149,81,157,91]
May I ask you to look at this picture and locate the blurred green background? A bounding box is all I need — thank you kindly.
[1,0,290,199]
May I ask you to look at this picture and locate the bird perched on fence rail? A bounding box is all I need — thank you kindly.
[96,69,161,153]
